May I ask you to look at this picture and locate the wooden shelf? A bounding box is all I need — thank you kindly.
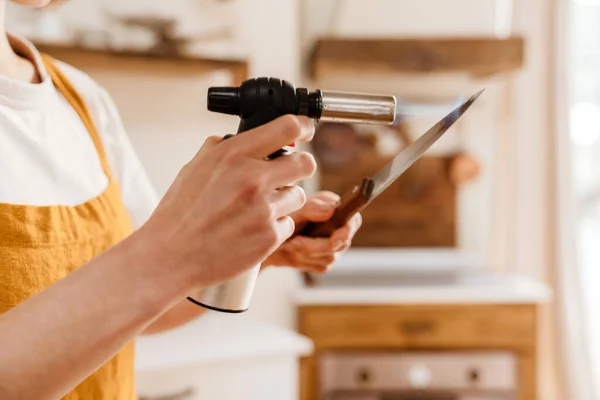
[309,37,524,79]
[35,43,249,85]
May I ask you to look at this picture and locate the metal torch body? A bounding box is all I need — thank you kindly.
[187,77,397,313]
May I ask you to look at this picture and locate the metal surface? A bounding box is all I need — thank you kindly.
[320,90,397,125]
[320,351,517,400]
[192,264,261,312]
[368,90,483,201]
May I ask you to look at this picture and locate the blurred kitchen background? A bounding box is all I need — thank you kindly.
[7,0,600,399]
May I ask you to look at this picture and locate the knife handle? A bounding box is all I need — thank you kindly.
[297,177,374,238]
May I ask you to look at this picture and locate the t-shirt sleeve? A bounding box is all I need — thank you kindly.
[94,87,160,230]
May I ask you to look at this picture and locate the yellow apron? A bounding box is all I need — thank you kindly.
[0,55,136,400]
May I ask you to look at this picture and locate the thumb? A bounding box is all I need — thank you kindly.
[189,135,226,163]
[202,135,224,149]
[289,191,340,224]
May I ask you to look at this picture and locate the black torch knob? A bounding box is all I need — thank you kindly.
[207,87,241,116]
[206,78,322,159]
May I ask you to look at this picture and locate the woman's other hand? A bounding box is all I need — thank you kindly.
[262,191,362,273]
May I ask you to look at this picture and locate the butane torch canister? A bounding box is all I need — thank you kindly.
[187,77,397,313]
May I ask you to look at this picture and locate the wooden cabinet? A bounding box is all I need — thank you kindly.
[298,304,538,400]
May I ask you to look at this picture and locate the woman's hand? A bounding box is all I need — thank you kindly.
[140,115,317,292]
[0,115,318,400]
[262,191,362,273]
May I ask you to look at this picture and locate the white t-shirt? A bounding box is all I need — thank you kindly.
[0,34,159,230]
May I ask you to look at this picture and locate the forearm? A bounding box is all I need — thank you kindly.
[0,232,188,400]
[142,266,273,335]
[143,295,208,334]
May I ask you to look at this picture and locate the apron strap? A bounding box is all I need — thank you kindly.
[39,54,114,180]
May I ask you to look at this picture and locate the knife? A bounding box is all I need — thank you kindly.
[297,89,484,239]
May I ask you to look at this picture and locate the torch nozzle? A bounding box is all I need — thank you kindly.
[318,90,397,125]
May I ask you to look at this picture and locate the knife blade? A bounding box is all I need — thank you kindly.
[297,89,483,239]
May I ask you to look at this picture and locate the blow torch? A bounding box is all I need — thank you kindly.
[187,77,398,313]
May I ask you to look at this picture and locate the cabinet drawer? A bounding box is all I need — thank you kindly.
[299,305,536,349]
[319,351,517,392]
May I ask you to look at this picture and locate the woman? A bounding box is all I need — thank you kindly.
[0,0,362,399]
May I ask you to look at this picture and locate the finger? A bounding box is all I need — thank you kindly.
[275,216,295,243]
[286,235,333,257]
[296,253,338,273]
[347,213,363,237]
[329,214,362,252]
[193,135,222,158]
[309,191,341,205]
[202,135,223,150]
[332,213,362,242]
[185,136,223,171]
[288,194,339,224]
[231,115,315,159]
[269,185,307,219]
[330,226,351,252]
[262,151,317,189]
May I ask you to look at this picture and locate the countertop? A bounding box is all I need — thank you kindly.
[135,313,313,374]
[294,273,552,306]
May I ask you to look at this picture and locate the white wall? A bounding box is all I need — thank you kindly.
[512,1,562,399]
[299,0,514,48]
[69,0,303,330]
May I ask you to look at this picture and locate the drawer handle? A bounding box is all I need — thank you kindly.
[399,320,435,334]
[138,387,196,400]
[355,367,372,384]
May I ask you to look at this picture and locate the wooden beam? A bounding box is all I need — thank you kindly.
[35,43,249,85]
[310,37,525,79]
